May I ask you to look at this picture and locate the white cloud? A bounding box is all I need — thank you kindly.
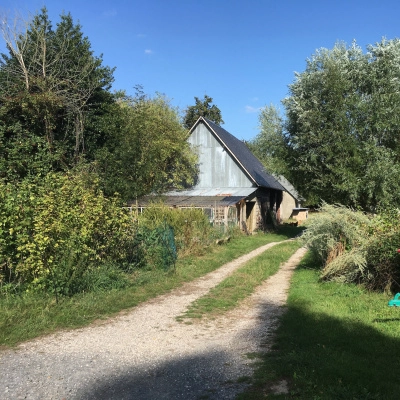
[245,105,262,113]
[144,49,154,55]
[102,9,117,17]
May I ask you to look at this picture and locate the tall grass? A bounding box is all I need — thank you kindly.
[301,203,400,292]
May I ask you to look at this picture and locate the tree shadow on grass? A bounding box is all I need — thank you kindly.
[238,279,400,398]
[275,225,306,239]
[264,307,400,399]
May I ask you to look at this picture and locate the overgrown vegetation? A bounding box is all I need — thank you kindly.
[250,40,400,210]
[301,203,400,292]
[0,8,204,300]
[0,181,233,298]
[237,251,400,400]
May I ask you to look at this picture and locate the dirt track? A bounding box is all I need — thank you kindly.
[0,242,307,400]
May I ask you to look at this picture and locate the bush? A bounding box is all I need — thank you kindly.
[138,203,220,256]
[302,203,400,292]
[0,171,135,297]
[134,222,177,271]
[301,202,371,264]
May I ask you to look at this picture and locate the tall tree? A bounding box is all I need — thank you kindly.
[282,40,400,210]
[95,90,198,200]
[247,104,288,176]
[183,95,224,129]
[0,8,114,180]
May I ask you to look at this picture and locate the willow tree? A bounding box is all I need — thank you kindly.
[247,104,288,176]
[282,40,400,210]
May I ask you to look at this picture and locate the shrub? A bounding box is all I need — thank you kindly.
[138,203,220,256]
[302,203,400,292]
[0,171,135,297]
[301,202,371,264]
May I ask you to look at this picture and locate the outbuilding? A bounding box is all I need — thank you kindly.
[137,117,301,233]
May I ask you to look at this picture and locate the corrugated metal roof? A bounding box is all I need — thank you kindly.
[197,118,285,191]
[137,195,250,207]
[165,187,257,197]
[274,174,304,201]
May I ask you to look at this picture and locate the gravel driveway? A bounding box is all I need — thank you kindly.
[0,241,307,400]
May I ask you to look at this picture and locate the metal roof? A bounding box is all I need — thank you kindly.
[136,194,253,207]
[165,187,257,197]
[196,118,285,191]
[273,174,304,201]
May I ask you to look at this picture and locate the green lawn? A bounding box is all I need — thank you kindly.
[178,240,301,320]
[238,251,400,400]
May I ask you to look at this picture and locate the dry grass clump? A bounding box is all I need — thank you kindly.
[302,203,400,292]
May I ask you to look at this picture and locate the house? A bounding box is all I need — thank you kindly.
[137,117,301,233]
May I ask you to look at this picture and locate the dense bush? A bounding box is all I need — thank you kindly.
[138,203,226,256]
[0,171,135,297]
[301,203,371,264]
[0,178,234,298]
[302,203,400,292]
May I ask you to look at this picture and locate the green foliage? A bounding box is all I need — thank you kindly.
[0,8,115,178]
[0,171,134,296]
[95,91,198,200]
[134,223,177,271]
[247,104,288,176]
[302,204,400,291]
[138,203,216,255]
[182,95,224,129]
[283,39,400,210]
[301,202,371,263]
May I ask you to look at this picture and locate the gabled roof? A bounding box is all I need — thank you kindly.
[193,117,285,191]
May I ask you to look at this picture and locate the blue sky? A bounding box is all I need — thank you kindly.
[1,0,400,140]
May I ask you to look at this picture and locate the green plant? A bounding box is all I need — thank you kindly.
[138,203,219,255]
[302,204,400,292]
[0,170,135,298]
[301,202,371,265]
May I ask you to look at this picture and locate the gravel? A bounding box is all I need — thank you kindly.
[0,241,307,400]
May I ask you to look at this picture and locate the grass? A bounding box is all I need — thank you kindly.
[178,240,301,320]
[0,226,301,348]
[237,251,400,400]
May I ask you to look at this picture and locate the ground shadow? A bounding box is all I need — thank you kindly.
[239,300,400,399]
[77,349,252,400]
